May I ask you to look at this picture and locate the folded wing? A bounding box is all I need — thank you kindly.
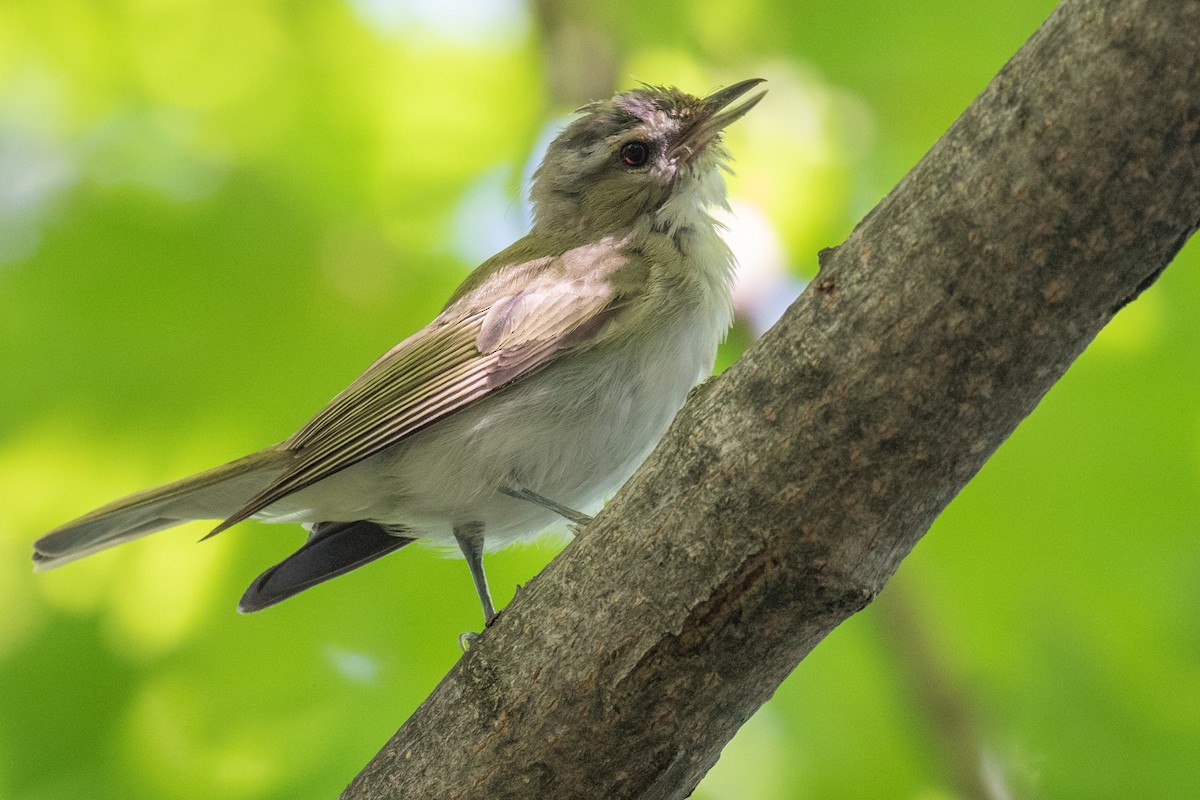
[210,249,633,535]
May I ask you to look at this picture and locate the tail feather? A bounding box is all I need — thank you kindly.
[33,516,186,571]
[238,520,414,612]
[33,448,286,570]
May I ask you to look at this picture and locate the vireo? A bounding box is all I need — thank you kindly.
[33,79,766,626]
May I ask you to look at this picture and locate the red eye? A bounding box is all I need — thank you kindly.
[619,141,651,167]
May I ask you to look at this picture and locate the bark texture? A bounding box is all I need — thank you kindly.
[343,1,1200,797]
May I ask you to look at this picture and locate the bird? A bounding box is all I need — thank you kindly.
[32,78,766,629]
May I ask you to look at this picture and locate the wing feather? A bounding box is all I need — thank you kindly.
[210,251,629,535]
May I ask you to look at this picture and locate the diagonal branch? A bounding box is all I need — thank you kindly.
[342,1,1200,797]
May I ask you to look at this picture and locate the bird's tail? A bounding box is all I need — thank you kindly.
[32,448,287,571]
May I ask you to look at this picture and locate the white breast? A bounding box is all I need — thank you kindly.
[275,202,734,550]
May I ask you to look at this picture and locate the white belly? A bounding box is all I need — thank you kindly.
[272,305,723,550]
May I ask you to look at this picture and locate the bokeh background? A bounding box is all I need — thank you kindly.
[1,0,1197,798]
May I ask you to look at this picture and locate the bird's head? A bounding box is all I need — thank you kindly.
[530,79,766,237]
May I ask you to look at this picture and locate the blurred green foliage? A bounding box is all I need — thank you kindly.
[1,1,1197,798]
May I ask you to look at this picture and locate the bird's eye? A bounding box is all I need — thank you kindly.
[619,141,652,168]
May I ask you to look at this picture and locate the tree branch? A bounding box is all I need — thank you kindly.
[342,1,1200,797]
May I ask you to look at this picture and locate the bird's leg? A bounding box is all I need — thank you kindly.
[454,522,494,651]
[499,484,594,527]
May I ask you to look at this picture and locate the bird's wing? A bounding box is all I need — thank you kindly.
[210,250,630,535]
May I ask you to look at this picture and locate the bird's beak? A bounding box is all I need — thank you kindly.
[671,78,767,161]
